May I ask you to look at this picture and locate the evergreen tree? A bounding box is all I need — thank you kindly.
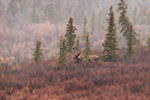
[146,34,150,48]
[32,41,42,62]
[75,36,80,51]
[84,33,92,61]
[117,0,137,42]
[50,51,56,59]
[101,6,120,62]
[126,25,135,56]
[57,35,67,66]
[65,17,77,52]
[118,0,130,38]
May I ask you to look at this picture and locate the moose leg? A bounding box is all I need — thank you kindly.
[94,58,99,61]
[74,58,80,63]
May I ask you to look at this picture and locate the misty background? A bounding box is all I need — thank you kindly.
[0,0,150,64]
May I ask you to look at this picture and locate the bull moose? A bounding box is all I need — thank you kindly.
[74,52,99,63]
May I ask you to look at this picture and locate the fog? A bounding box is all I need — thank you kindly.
[0,0,150,64]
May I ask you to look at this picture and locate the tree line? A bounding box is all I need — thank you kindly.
[0,0,150,28]
[32,0,150,66]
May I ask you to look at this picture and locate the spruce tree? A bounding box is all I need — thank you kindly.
[118,0,130,37]
[146,34,150,48]
[118,0,137,43]
[57,35,67,66]
[32,41,42,62]
[101,6,120,62]
[126,25,135,56]
[65,17,77,52]
[84,33,92,61]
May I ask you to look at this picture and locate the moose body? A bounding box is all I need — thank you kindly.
[74,52,99,63]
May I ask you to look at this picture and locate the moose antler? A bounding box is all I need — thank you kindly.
[74,52,82,59]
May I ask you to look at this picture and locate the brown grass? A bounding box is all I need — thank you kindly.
[0,47,150,100]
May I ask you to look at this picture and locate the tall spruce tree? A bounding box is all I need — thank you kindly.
[84,33,92,61]
[101,6,120,62]
[118,0,130,37]
[57,35,67,66]
[118,0,137,43]
[126,25,135,56]
[32,41,42,62]
[65,17,77,52]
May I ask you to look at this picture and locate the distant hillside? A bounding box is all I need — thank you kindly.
[0,0,150,65]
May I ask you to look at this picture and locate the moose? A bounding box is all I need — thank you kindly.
[74,51,99,63]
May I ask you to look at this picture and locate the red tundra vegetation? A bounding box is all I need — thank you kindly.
[0,47,150,100]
